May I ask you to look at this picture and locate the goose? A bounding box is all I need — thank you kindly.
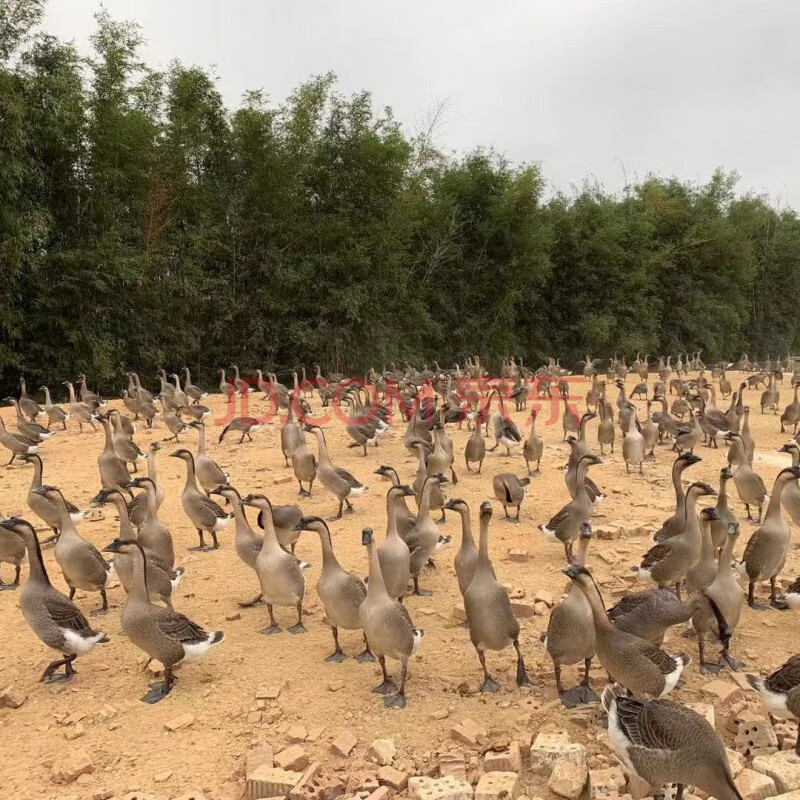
[306,425,367,520]
[488,391,522,454]
[724,432,768,522]
[693,521,743,672]
[292,515,373,662]
[377,484,415,601]
[672,411,703,454]
[128,442,165,528]
[103,538,223,702]
[761,371,780,414]
[230,364,250,396]
[77,374,103,406]
[110,410,146,472]
[40,385,69,430]
[168,373,189,407]
[406,475,449,596]
[719,368,732,399]
[291,426,317,497]
[171,449,233,551]
[257,502,304,556]
[5,397,53,441]
[182,367,208,404]
[492,473,530,522]
[281,399,303,466]
[622,402,646,474]
[444,497,493,597]
[240,494,306,634]
[561,388,581,440]
[637,482,716,598]
[374,465,416,539]
[411,443,445,520]
[428,419,456,484]
[218,416,263,444]
[160,401,188,442]
[738,465,800,609]
[464,499,530,692]
[219,368,235,397]
[464,413,486,473]
[652,395,681,442]
[19,453,85,544]
[710,467,737,554]
[0,509,25,589]
[177,404,212,423]
[92,489,183,608]
[540,453,602,563]
[652,452,703,542]
[0,517,109,680]
[18,377,43,420]
[0,414,39,466]
[129,476,175,569]
[597,398,615,454]
[34,486,116,615]
[63,381,99,431]
[747,656,800,755]
[522,409,543,475]
[608,589,700,647]
[189,421,230,495]
[737,406,756,465]
[780,442,800,527]
[97,416,134,497]
[565,435,605,505]
[781,384,800,434]
[602,684,743,800]
[359,527,424,708]
[544,522,597,706]
[684,507,721,594]
[565,565,689,698]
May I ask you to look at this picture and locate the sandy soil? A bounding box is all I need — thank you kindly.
[0,371,798,800]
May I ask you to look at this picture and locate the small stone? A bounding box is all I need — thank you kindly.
[534,589,555,607]
[530,732,586,776]
[439,751,467,781]
[331,730,358,757]
[727,748,746,777]
[246,745,274,777]
[64,723,86,741]
[431,709,450,720]
[735,768,777,800]
[288,724,308,742]
[534,602,549,616]
[93,791,114,800]
[0,686,26,709]
[378,765,409,791]
[484,742,522,774]
[368,739,397,766]
[146,660,164,678]
[329,680,345,692]
[225,611,242,621]
[452,603,467,622]
[154,770,173,783]
[256,685,282,700]
[510,600,536,619]
[508,549,529,562]
[548,760,589,800]
[52,748,94,784]
[752,751,800,792]
[274,475,293,485]
[409,776,474,800]
[245,766,303,800]
[164,713,195,732]
[589,767,626,799]
[475,772,521,800]
[701,680,744,708]
[275,744,309,771]
[367,788,393,800]
[451,720,487,747]
[734,713,779,757]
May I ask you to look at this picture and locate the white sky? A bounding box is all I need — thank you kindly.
[43,0,800,208]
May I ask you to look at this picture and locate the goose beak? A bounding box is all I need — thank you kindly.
[401,485,416,497]
[361,528,373,545]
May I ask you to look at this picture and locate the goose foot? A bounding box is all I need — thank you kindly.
[748,600,772,611]
[288,623,307,634]
[559,685,599,707]
[699,662,721,674]
[259,625,282,635]
[674,679,686,689]
[720,653,742,671]
[413,588,433,597]
[325,649,347,663]
[771,597,789,610]
[141,682,172,704]
[383,693,406,709]
[90,607,109,617]
[344,506,354,515]
[371,680,397,695]
[459,620,470,629]
[481,677,501,693]
[355,650,375,663]
[188,545,215,552]
[42,671,73,683]
[681,628,697,638]
[328,514,343,522]
[0,582,19,591]
[298,490,310,498]
[531,469,541,476]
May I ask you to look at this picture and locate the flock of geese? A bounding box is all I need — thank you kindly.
[2,353,800,800]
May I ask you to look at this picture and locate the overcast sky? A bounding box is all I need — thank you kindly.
[43,0,800,208]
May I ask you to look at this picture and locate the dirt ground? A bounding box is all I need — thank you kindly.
[0,371,798,800]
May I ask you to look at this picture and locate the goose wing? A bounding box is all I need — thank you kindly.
[766,655,800,693]
[334,467,363,489]
[545,503,572,531]
[634,639,684,675]
[639,542,672,569]
[43,592,96,635]
[608,591,651,622]
[153,606,209,644]
[199,495,229,520]
[614,693,704,751]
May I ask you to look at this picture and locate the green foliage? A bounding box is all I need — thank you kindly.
[1,3,799,393]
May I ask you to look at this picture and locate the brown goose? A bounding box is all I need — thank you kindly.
[189,421,230,495]
[181,367,208,404]
[522,409,543,474]
[463,501,530,692]
[724,432,768,522]
[377,484,414,601]
[0,517,109,680]
[129,476,175,569]
[374,465,416,539]
[63,381,99,432]
[602,684,743,800]
[747,656,800,754]
[291,426,317,498]
[653,452,703,542]
[5,397,53,442]
[103,538,224,703]
[307,425,367,520]
[40,385,69,429]
[0,510,25,590]
[127,442,165,528]
[406,475,449,596]
[18,377,43,421]
[0,414,40,465]
[565,565,689,698]
[492,473,530,522]
[97,416,133,497]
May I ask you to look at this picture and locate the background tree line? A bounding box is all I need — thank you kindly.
[2,1,799,395]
